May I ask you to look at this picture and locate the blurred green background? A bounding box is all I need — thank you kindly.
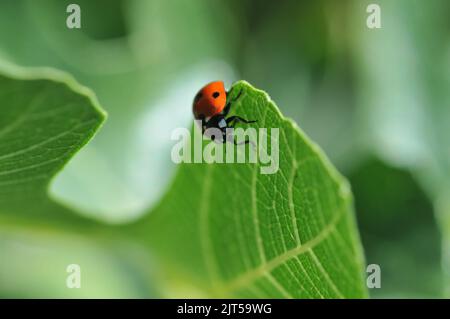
[0,0,449,298]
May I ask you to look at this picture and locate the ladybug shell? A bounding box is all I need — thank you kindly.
[193,81,227,120]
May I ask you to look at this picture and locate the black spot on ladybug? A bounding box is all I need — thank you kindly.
[212,92,220,98]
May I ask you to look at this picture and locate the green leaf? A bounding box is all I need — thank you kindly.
[0,65,150,298]
[0,68,366,298]
[0,64,105,229]
[129,81,368,298]
[349,158,442,298]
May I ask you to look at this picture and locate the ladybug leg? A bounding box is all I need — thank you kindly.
[231,134,256,147]
[224,122,256,147]
[234,138,250,145]
[226,115,257,128]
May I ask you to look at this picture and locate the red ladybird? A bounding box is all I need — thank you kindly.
[192,81,256,144]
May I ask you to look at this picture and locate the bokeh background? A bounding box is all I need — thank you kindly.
[0,0,449,298]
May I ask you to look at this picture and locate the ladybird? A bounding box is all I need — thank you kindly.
[193,81,256,144]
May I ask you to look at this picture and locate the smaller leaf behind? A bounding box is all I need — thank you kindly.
[0,64,106,231]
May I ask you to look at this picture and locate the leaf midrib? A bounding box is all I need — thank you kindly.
[215,205,346,297]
